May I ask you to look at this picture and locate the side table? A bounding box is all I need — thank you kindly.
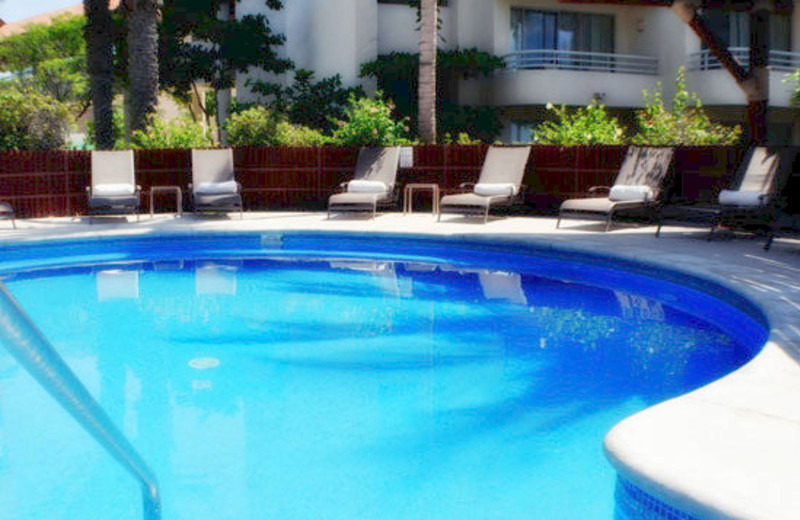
[149,186,183,218]
[404,183,440,216]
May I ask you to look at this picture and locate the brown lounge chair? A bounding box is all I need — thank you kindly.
[190,148,243,218]
[438,145,532,223]
[86,150,141,222]
[712,147,788,248]
[557,146,674,231]
[327,147,401,218]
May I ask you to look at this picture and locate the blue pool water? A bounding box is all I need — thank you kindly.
[0,233,767,519]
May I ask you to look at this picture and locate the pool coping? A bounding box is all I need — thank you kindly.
[0,212,798,519]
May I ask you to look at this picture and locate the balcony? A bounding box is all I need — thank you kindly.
[687,48,800,72]
[685,48,799,107]
[502,49,659,76]
[489,49,659,108]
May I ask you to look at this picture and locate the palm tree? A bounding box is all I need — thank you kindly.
[671,0,770,144]
[125,0,160,135]
[418,0,437,143]
[84,0,115,149]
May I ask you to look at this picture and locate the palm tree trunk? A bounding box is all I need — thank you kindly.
[84,0,115,150]
[125,0,160,135]
[418,0,438,144]
[215,1,236,146]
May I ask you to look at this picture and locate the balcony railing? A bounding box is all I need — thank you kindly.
[502,49,659,75]
[687,48,800,72]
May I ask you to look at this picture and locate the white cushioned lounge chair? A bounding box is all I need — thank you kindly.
[711,146,788,247]
[557,146,674,232]
[438,146,532,223]
[190,148,243,218]
[86,150,141,222]
[327,147,401,219]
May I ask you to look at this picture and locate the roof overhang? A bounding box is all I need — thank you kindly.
[559,0,793,12]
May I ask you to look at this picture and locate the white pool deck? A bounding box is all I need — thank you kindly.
[0,211,799,519]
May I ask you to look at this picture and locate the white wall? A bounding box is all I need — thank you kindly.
[237,0,378,102]
[377,3,457,54]
[493,69,657,107]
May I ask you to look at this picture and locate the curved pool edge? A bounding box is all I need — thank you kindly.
[0,214,799,519]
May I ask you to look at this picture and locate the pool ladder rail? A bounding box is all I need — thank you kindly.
[0,282,161,520]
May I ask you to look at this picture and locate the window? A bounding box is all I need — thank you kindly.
[510,8,614,54]
[510,122,534,143]
[703,11,791,51]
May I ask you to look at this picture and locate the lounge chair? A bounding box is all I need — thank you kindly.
[438,146,532,223]
[710,146,786,244]
[0,202,15,229]
[557,146,674,231]
[327,147,401,218]
[86,150,141,221]
[190,148,243,218]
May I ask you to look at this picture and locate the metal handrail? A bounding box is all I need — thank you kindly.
[687,47,800,72]
[0,282,161,519]
[502,49,659,75]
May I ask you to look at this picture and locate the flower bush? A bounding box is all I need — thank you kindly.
[531,102,625,145]
[631,67,741,145]
[331,93,412,147]
[130,113,214,149]
[225,106,329,147]
[0,86,71,150]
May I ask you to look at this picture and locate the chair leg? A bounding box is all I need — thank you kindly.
[604,212,613,232]
[556,214,562,229]
[10,215,16,230]
[708,219,718,241]
[484,206,489,224]
[655,218,663,238]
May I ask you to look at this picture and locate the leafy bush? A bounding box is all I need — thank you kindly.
[784,69,800,107]
[331,93,411,147]
[250,69,363,134]
[442,132,481,145]
[85,107,127,150]
[0,86,71,150]
[274,121,329,146]
[439,104,502,143]
[531,102,625,145]
[360,49,506,141]
[130,113,213,149]
[225,106,329,147]
[631,67,741,145]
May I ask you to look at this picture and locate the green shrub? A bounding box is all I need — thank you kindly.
[331,93,411,147]
[531,102,625,145]
[84,107,127,150]
[631,67,741,145]
[0,86,71,150]
[130,113,213,149]
[274,121,329,146]
[225,106,280,146]
[225,106,329,147]
[442,132,481,145]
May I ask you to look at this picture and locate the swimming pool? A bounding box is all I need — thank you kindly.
[0,232,767,519]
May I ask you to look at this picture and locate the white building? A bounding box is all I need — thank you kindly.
[236,0,800,143]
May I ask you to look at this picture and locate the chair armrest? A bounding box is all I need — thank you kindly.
[587,186,611,195]
[458,182,476,193]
